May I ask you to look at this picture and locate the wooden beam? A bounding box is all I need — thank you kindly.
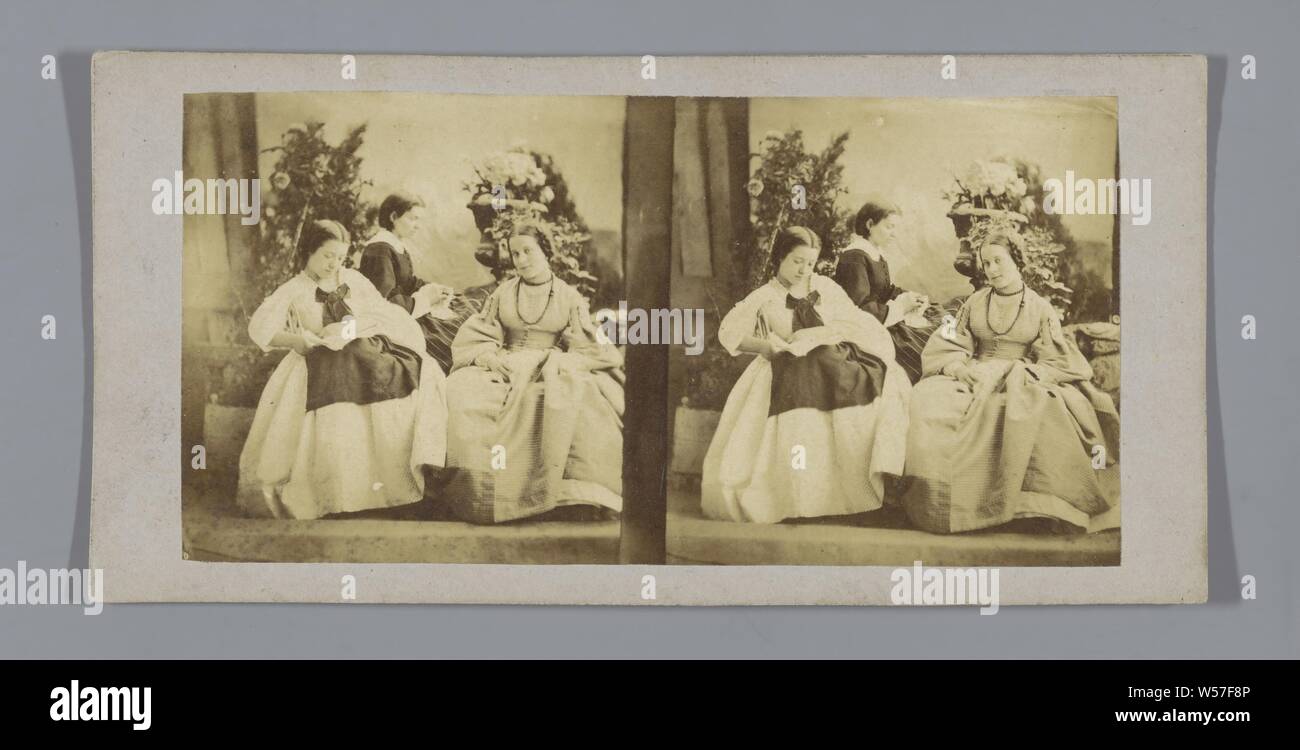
[618,97,674,564]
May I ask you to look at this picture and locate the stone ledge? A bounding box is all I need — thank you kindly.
[666,488,1120,567]
[184,489,620,564]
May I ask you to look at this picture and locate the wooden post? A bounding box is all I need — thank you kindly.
[618,97,674,564]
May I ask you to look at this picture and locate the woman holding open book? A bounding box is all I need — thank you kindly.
[700,226,911,523]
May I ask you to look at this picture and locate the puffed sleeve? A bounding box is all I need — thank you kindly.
[449,284,506,372]
[717,284,772,356]
[1028,295,1093,384]
[560,284,623,370]
[359,243,417,314]
[341,268,384,304]
[919,292,977,378]
[247,278,301,352]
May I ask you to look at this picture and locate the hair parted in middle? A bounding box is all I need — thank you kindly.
[295,219,351,269]
[769,225,822,277]
[979,230,1026,270]
[504,213,556,259]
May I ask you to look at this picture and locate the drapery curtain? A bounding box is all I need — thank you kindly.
[672,98,745,286]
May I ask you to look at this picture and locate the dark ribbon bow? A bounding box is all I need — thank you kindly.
[785,290,824,332]
[316,284,353,325]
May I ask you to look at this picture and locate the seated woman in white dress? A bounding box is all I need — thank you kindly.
[900,233,1119,534]
[701,226,912,523]
[441,220,624,524]
[237,220,448,519]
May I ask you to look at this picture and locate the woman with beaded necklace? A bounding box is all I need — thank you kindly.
[900,232,1119,534]
[439,218,624,524]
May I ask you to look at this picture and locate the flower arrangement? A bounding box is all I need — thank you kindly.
[945,157,1085,319]
[943,158,1034,215]
[464,147,600,301]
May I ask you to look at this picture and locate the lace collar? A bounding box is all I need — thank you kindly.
[369,228,407,256]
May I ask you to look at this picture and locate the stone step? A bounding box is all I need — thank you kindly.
[666,488,1120,567]
[184,489,620,564]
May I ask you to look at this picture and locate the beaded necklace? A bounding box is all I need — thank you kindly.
[516,273,555,326]
[986,284,1026,338]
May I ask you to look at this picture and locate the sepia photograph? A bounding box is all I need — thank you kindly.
[180,91,640,564]
[90,53,1205,604]
[666,96,1123,567]
[10,0,1299,708]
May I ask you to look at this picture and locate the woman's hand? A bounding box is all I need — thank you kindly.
[895,291,925,312]
[477,351,512,382]
[410,283,453,319]
[289,332,318,356]
[415,283,451,306]
[945,360,979,389]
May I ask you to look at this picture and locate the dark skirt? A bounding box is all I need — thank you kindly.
[305,335,422,412]
[768,342,888,417]
[418,283,496,374]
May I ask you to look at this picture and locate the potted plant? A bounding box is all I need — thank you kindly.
[463,147,606,305]
[944,157,1082,318]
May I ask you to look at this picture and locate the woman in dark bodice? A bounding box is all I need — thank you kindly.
[834,201,945,383]
[358,192,493,373]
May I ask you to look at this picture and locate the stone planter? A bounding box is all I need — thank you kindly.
[947,205,1028,282]
[670,406,721,476]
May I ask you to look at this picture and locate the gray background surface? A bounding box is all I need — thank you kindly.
[0,0,1294,658]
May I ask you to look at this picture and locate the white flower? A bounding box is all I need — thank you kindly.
[271,172,291,190]
[962,161,991,193]
[540,186,555,204]
[986,161,1018,193]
